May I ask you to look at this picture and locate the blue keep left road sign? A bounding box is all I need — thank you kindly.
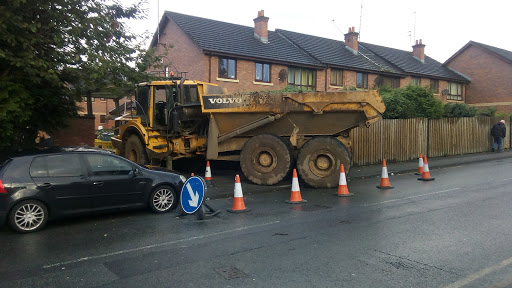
[180,176,205,214]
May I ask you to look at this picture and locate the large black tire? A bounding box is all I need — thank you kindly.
[297,136,351,188]
[240,134,293,185]
[9,200,49,233]
[149,185,177,213]
[124,135,148,165]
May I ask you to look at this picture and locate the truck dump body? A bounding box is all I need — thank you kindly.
[203,90,385,156]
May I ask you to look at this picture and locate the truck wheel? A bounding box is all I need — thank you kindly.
[297,136,351,188]
[240,134,293,185]
[124,135,148,165]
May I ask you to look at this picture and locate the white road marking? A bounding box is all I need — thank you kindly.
[444,256,512,288]
[42,220,280,269]
[363,188,461,207]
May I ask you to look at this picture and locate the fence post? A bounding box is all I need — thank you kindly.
[426,118,431,156]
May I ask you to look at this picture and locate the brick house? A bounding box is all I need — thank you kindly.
[77,97,117,130]
[445,41,512,112]
[149,10,469,102]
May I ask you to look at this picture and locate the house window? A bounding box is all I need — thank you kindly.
[374,76,400,89]
[219,58,236,79]
[100,115,106,123]
[447,82,462,101]
[330,69,343,86]
[411,77,421,86]
[430,79,439,93]
[255,63,270,82]
[288,68,316,91]
[356,72,368,89]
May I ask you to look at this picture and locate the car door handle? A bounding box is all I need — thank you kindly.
[93,181,104,186]
[39,183,52,188]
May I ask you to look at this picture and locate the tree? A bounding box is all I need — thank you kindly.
[0,0,161,157]
[380,86,444,119]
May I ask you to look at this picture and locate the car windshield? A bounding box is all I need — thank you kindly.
[97,133,113,141]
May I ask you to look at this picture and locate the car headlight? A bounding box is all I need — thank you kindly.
[179,175,187,183]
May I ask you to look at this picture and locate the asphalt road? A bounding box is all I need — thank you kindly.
[1,157,512,287]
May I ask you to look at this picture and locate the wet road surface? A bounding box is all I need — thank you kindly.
[1,157,512,287]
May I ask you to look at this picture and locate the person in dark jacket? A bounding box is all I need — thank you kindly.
[35,129,54,149]
[491,120,506,152]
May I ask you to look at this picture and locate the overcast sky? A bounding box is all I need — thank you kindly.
[125,0,510,63]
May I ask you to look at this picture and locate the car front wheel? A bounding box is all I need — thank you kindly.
[9,200,48,233]
[149,185,177,213]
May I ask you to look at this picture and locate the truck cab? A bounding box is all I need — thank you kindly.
[112,78,223,166]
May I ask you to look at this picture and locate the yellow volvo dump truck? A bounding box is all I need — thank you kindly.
[111,77,385,188]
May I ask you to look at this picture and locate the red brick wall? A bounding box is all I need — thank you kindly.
[149,18,208,81]
[344,71,357,88]
[446,45,512,112]
[52,116,95,147]
[77,98,118,130]
[209,57,289,93]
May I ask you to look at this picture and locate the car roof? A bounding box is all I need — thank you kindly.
[8,147,113,159]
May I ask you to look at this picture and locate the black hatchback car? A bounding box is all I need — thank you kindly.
[0,147,186,233]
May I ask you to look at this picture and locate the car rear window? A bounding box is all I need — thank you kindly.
[0,159,12,171]
[0,159,12,176]
[30,154,83,177]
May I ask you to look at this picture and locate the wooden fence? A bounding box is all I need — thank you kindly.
[350,117,511,166]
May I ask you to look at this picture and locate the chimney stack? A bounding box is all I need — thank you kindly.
[344,26,359,54]
[254,10,269,43]
[412,39,426,63]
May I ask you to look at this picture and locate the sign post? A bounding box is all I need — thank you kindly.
[180,176,220,219]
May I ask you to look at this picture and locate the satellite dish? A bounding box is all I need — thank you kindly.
[441,89,449,95]
[278,69,288,83]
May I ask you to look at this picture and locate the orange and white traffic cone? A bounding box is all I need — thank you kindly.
[377,159,394,189]
[418,155,435,181]
[415,153,424,175]
[204,161,214,187]
[336,164,353,197]
[227,175,251,213]
[286,169,307,203]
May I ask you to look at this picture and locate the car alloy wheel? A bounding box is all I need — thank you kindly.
[9,200,48,233]
[150,185,177,213]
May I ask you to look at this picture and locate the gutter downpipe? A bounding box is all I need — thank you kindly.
[208,52,213,83]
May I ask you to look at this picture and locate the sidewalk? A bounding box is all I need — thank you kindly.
[349,149,512,179]
[204,150,512,199]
